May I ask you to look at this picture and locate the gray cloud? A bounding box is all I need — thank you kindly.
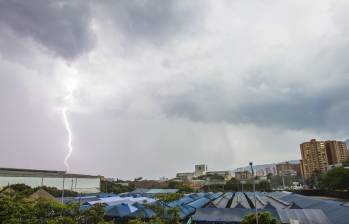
[1,0,349,179]
[0,0,95,59]
[94,0,205,44]
[157,73,349,132]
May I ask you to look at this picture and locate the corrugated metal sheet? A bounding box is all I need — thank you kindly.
[167,196,195,208]
[230,192,250,208]
[279,193,349,224]
[188,197,211,209]
[178,204,196,220]
[277,209,332,224]
[245,192,265,209]
[192,208,278,223]
[212,195,231,208]
[192,208,331,224]
[145,189,179,194]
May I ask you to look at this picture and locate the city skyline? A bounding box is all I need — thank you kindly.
[2,1,349,179]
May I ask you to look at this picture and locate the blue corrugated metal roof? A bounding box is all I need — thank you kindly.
[145,189,179,194]
[277,209,332,224]
[192,208,331,224]
[129,207,156,219]
[188,197,211,209]
[192,208,276,222]
[104,203,138,218]
[212,196,230,208]
[279,193,349,224]
[79,204,92,212]
[179,204,196,220]
[167,196,195,208]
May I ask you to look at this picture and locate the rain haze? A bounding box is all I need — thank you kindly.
[1,0,349,179]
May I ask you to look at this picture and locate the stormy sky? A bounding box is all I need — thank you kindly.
[1,0,349,179]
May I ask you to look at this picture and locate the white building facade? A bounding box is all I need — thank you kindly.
[0,168,101,193]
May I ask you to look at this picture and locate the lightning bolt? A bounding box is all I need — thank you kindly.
[62,78,78,172]
[62,107,73,172]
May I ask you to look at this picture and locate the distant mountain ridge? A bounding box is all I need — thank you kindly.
[345,139,349,147]
[233,159,300,172]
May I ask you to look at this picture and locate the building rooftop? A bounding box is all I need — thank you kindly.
[192,208,332,224]
[0,167,100,178]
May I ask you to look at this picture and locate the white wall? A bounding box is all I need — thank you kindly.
[0,176,100,193]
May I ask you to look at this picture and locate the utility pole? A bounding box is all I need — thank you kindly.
[61,174,65,206]
[250,162,258,224]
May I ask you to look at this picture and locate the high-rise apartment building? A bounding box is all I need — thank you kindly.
[300,139,328,179]
[325,141,349,164]
[300,139,349,179]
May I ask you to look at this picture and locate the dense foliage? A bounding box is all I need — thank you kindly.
[0,184,181,224]
[100,181,134,194]
[241,212,279,224]
[155,193,183,203]
[319,167,349,190]
[2,184,78,198]
[0,193,111,224]
[167,182,194,193]
[224,178,272,192]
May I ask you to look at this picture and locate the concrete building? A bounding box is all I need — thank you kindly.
[325,140,349,165]
[300,139,329,179]
[176,165,233,184]
[176,172,195,181]
[0,167,101,193]
[206,171,233,180]
[195,164,208,176]
[300,139,349,179]
[276,161,301,177]
[234,171,251,181]
[176,164,208,180]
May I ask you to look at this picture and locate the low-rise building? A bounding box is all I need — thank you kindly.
[195,164,208,176]
[176,172,195,181]
[206,171,233,180]
[276,161,301,177]
[133,180,168,189]
[0,167,101,193]
[234,171,252,181]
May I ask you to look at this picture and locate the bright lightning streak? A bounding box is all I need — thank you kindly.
[62,107,73,172]
[62,78,78,172]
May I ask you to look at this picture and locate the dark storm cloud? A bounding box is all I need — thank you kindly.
[159,79,349,132]
[2,0,349,178]
[95,0,205,44]
[0,0,95,59]
[156,37,349,132]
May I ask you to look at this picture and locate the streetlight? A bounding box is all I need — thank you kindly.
[249,162,258,224]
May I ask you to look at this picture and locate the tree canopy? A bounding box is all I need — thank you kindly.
[241,211,279,224]
[319,167,349,190]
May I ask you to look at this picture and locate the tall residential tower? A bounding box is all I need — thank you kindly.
[300,139,349,179]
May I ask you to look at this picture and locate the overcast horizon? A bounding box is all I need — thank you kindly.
[1,0,349,179]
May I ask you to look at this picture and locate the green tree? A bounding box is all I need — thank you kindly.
[319,167,349,190]
[100,180,134,194]
[34,186,78,197]
[77,204,106,224]
[47,216,76,224]
[167,182,193,193]
[342,159,349,167]
[257,180,271,192]
[241,212,279,224]
[155,193,183,203]
[225,178,240,191]
[129,217,147,224]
